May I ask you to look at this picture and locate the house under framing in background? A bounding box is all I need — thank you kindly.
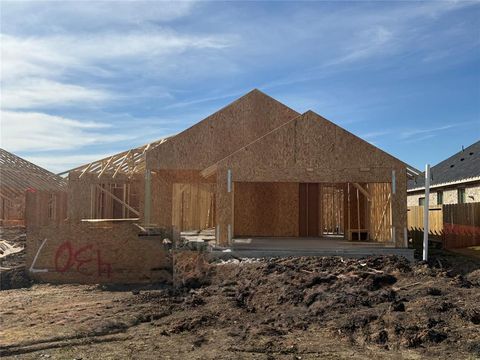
[0,149,67,226]
[26,90,419,284]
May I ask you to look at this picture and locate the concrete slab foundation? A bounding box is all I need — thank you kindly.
[210,236,415,261]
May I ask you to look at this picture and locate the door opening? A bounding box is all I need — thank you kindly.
[321,186,344,236]
[299,183,319,237]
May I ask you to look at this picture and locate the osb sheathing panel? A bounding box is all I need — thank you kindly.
[234,182,299,237]
[68,172,143,221]
[151,170,215,228]
[27,222,171,284]
[146,90,299,171]
[216,111,407,246]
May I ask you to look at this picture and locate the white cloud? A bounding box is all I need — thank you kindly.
[359,131,391,140]
[0,31,234,109]
[330,26,394,65]
[399,121,480,142]
[1,79,111,110]
[400,124,457,139]
[0,111,128,152]
[1,1,197,33]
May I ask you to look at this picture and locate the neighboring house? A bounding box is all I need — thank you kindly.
[407,141,480,206]
[0,149,67,226]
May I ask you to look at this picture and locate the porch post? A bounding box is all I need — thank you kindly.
[144,169,151,226]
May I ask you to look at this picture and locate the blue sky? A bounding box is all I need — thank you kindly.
[1,0,479,173]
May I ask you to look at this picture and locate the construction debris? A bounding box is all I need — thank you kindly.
[0,240,23,259]
[0,227,30,290]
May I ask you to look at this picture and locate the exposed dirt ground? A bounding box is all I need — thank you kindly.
[1,250,479,359]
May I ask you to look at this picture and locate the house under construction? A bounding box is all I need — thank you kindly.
[26,90,417,284]
[0,149,66,226]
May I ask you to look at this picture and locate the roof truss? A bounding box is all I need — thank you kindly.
[58,138,169,178]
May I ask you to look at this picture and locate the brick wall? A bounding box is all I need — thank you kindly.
[407,183,480,206]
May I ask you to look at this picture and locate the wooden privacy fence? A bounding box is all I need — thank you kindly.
[407,202,480,249]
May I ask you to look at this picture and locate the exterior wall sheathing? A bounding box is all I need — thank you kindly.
[27,222,171,284]
[215,112,407,247]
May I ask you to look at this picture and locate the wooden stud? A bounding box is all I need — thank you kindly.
[95,184,140,217]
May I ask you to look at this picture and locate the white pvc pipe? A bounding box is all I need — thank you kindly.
[423,164,430,261]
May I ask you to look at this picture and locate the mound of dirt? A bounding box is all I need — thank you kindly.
[126,254,479,357]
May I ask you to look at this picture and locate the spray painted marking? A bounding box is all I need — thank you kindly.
[54,241,112,278]
[29,238,49,273]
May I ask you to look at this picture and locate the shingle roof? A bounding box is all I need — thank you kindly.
[408,140,480,190]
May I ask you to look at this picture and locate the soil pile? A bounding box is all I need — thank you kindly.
[127,254,480,358]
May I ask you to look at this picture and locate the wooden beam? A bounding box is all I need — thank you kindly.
[79,162,94,178]
[95,184,140,216]
[200,164,217,179]
[356,188,360,241]
[113,150,131,178]
[81,218,140,222]
[144,170,151,225]
[352,182,371,201]
[98,155,115,178]
[374,193,391,241]
[0,192,15,203]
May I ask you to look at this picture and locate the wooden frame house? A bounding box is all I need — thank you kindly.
[26,90,418,284]
[0,149,67,226]
[61,90,417,246]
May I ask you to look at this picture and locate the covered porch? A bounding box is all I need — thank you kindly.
[231,181,395,244]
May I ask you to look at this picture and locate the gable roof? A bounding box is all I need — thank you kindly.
[0,148,66,199]
[145,89,300,170]
[408,140,480,191]
[63,89,299,177]
[203,110,413,180]
[60,89,418,179]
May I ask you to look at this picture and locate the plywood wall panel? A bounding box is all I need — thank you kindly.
[27,222,171,284]
[234,182,298,237]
